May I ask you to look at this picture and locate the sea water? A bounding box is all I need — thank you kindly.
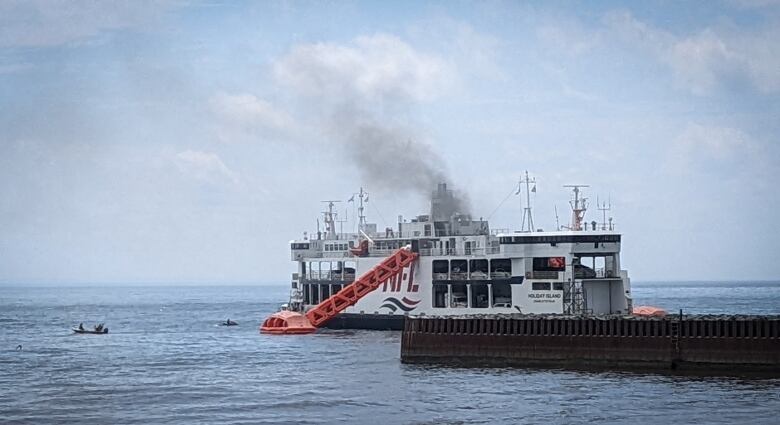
[1,281,779,424]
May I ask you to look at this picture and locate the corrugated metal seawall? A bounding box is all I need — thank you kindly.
[401,316,780,373]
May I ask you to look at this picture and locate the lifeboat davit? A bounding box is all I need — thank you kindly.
[260,310,316,334]
[633,306,667,317]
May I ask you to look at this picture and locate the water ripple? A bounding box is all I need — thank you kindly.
[1,283,779,424]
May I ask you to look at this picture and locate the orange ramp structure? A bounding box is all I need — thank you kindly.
[633,305,667,317]
[260,247,418,335]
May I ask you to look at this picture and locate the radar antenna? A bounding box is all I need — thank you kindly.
[517,170,537,232]
[563,185,589,231]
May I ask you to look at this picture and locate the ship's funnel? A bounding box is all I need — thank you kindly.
[431,182,463,221]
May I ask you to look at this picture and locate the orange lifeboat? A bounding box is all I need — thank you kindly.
[633,305,667,317]
[260,310,316,334]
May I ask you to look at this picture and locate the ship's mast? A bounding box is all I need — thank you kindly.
[519,170,536,232]
[597,197,611,231]
[356,187,368,232]
[563,185,589,231]
[320,200,341,240]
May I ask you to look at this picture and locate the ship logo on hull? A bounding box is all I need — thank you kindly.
[380,297,420,313]
[381,263,418,293]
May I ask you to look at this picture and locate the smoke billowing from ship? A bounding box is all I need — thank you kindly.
[331,109,470,217]
[274,34,470,216]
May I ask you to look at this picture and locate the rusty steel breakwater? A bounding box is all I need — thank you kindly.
[400,315,780,373]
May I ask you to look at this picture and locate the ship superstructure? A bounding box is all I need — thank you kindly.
[286,179,631,330]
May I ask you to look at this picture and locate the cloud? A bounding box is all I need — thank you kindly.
[273,33,454,104]
[604,10,780,94]
[536,18,603,57]
[675,122,751,158]
[209,92,294,143]
[407,18,505,82]
[666,122,760,177]
[174,150,239,185]
[0,0,178,47]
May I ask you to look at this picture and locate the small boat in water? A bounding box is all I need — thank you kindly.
[73,323,108,334]
[73,328,108,334]
[220,319,239,326]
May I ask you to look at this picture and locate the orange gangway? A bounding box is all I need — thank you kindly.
[260,246,418,334]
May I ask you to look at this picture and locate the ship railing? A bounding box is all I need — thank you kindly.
[301,245,503,259]
[301,271,356,281]
[321,251,352,258]
[574,268,620,280]
[593,268,617,279]
[432,271,513,281]
[416,246,502,257]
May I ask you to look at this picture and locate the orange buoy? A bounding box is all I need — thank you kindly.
[260,310,316,335]
[633,305,667,317]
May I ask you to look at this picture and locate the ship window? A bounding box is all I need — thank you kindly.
[424,224,432,236]
[492,283,512,308]
[451,283,467,307]
[433,260,448,281]
[490,259,512,279]
[553,282,564,291]
[470,284,489,308]
[433,260,448,273]
[450,260,467,280]
[303,284,310,304]
[469,260,488,279]
[311,285,320,304]
[532,282,551,291]
[321,284,331,300]
[533,257,566,272]
[433,284,448,308]
[291,243,310,250]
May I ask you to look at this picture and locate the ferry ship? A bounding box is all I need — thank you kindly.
[284,177,631,330]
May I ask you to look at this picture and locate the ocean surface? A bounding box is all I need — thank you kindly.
[1,281,779,424]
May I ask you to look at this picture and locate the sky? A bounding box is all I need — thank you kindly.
[1,0,779,284]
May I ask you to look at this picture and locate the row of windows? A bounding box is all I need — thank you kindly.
[432,258,512,276]
[433,283,512,309]
[324,242,352,252]
[532,282,565,291]
[301,283,345,305]
[291,243,310,250]
[499,234,621,244]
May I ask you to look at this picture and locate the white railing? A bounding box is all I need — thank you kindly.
[302,271,355,281]
[432,271,513,281]
[321,251,351,258]
[416,246,502,257]
[299,244,504,259]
